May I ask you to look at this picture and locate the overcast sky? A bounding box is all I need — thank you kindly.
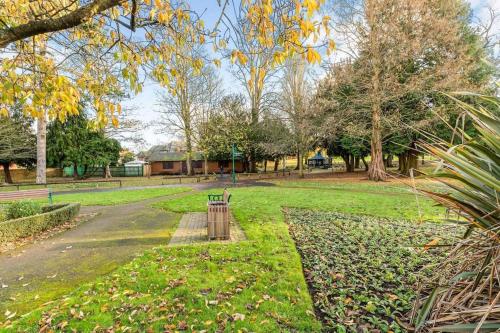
[122,0,499,153]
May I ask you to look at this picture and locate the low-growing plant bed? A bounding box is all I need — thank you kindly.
[0,203,81,243]
[286,209,462,333]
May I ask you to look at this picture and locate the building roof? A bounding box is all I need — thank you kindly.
[309,152,326,160]
[145,145,205,162]
[124,160,147,165]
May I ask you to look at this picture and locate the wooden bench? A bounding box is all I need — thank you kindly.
[0,188,53,204]
[208,188,231,205]
[207,189,231,240]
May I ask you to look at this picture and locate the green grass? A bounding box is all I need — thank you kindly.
[269,179,447,194]
[3,185,445,332]
[45,187,192,206]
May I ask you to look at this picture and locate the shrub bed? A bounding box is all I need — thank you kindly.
[0,203,80,243]
[5,200,43,220]
[286,209,461,333]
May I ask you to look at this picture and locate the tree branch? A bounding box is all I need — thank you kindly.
[0,0,124,48]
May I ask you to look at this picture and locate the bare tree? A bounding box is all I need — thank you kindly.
[155,44,218,176]
[279,56,313,178]
[222,1,291,172]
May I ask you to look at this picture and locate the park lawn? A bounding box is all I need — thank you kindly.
[47,187,192,206]
[269,177,447,194]
[4,186,444,332]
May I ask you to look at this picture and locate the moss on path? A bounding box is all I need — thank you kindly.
[0,193,191,320]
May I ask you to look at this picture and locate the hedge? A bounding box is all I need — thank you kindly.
[0,203,80,243]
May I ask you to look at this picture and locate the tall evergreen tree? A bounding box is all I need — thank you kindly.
[0,112,36,183]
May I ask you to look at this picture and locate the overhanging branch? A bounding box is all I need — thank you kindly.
[0,0,124,48]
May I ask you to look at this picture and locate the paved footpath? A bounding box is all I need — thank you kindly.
[168,212,246,246]
[0,192,190,319]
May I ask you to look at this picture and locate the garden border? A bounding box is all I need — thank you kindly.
[0,203,81,243]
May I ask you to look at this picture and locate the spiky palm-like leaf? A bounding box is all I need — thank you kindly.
[412,94,499,332]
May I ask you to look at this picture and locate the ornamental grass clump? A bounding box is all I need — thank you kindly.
[412,94,499,332]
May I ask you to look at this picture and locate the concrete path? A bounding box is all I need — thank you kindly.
[168,212,246,246]
[0,193,188,319]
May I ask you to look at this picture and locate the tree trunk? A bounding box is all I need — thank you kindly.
[341,154,352,172]
[386,154,393,168]
[295,150,300,170]
[184,134,193,176]
[105,164,112,178]
[282,155,286,176]
[298,149,304,178]
[274,158,279,172]
[73,163,79,179]
[366,0,386,182]
[264,159,267,173]
[248,153,256,173]
[248,104,258,173]
[2,162,13,184]
[354,156,360,169]
[368,123,386,181]
[204,154,208,177]
[361,156,369,171]
[36,115,47,184]
[348,154,356,172]
[399,144,419,176]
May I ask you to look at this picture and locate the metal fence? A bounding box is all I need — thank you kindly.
[63,166,144,177]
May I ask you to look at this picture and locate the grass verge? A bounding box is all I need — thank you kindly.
[47,187,192,206]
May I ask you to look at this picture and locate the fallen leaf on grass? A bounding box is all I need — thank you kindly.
[4,310,16,319]
[177,321,188,330]
[232,313,245,321]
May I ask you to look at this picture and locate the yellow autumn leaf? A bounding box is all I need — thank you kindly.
[306,47,321,64]
[0,107,8,117]
[423,238,441,252]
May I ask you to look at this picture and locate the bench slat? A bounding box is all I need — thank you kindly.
[0,189,50,200]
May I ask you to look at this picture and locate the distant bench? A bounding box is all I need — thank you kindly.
[0,188,53,204]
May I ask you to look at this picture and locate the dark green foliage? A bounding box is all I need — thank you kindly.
[47,113,120,176]
[287,209,461,332]
[5,200,42,220]
[198,94,253,162]
[0,203,80,243]
[0,111,36,183]
[257,114,294,161]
